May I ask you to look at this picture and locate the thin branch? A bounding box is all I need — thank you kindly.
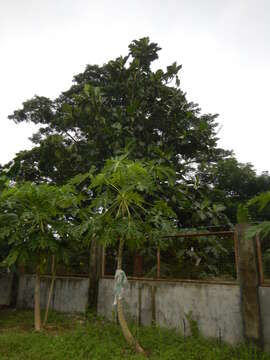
[62,130,79,144]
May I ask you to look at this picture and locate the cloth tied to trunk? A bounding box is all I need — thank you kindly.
[113,269,128,306]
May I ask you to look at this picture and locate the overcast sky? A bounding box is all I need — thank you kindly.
[1,0,269,173]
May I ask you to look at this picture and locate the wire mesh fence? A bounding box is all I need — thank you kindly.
[21,249,90,278]
[17,229,268,284]
[11,227,270,284]
[104,245,157,278]
[103,230,238,282]
[54,251,90,277]
[158,232,236,281]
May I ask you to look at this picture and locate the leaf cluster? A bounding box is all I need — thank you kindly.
[0,182,80,269]
[73,155,178,250]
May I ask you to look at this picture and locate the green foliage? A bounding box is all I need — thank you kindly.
[74,155,178,252]
[0,175,9,193]
[0,182,80,270]
[245,192,270,281]
[185,311,200,338]
[248,222,270,240]
[0,310,269,360]
[4,37,230,229]
[198,157,270,223]
[247,192,270,239]
[237,204,250,223]
[158,234,236,280]
[69,155,234,280]
[3,37,270,227]
[248,192,270,213]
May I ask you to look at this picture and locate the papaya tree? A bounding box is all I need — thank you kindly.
[74,155,178,355]
[0,182,79,330]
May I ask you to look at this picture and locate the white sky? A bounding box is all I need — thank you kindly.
[0,0,269,173]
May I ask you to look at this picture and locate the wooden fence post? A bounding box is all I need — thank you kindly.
[236,223,263,348]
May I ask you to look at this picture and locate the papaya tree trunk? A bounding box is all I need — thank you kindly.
[116,239,146,356]
[88,239,102,310]
[34,264,41,331]
[43,255,56,327]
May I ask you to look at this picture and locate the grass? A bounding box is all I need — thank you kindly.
[0,309,269,360]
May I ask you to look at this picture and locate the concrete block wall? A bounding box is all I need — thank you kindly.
[0,273,14,306]
[17,274,89,313]
[98,278,245,345]
[2,273,270,348]
[97,279,270,348]
[259,287,270,347]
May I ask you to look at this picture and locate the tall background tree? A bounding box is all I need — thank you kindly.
[5,38,227,220]
[2,36,270,313]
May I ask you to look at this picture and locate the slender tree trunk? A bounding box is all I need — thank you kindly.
[34,264,41,331]
[116,239,146,356]
[117,238,124,270]
[43,255,56,327]
[88,239,102,311]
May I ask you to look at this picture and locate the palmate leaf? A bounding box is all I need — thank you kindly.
[0,180,81,268]
[248,191,270,211]
[151,164,176,187]
[0,213,18,225]
[0,213,18,240]
[247,192,270,239]
[0,228,13,240]
[78,155,178,253]
[248,222,270,239]
[116,191,145,209]
[2,249,19,267]
[69,173,86,186]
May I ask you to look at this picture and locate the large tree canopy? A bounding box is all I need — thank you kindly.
[4,37,270,225]
[7,37,225,185]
